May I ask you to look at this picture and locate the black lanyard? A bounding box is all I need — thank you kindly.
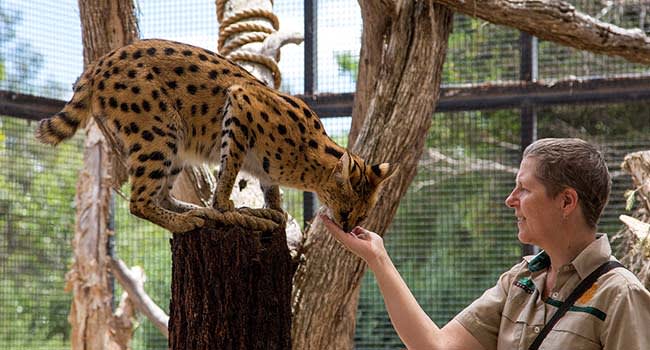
[528,260,625,350]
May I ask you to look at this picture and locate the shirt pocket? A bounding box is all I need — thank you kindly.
[540,329,600,350]
[539,313,602,350]
[496,316,525,350]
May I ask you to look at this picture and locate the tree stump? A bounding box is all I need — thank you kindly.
[169,218,294,349]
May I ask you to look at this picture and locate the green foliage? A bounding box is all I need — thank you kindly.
[625,189,637,211]
[335,50,359,82]
[333,16,521,86]
[0,3,61,97]
[5,43,43,88]
[444,16,520,84]
[537,102,650,139]
[0,116,82,349]
[0,4,74,348]
[0,6,19,83]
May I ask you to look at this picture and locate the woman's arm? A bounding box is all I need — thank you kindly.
[320,214,484,350]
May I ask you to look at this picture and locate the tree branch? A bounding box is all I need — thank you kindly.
[433,0,650,65]
[108,257,169,338]
[260,31,304,61]
[414,148,518,190]
[619,214,650,241]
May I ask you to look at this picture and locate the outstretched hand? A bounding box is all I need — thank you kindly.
[319,214,388,269]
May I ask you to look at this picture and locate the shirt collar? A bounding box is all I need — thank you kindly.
[571,233,612,279]
[523,234,612,279]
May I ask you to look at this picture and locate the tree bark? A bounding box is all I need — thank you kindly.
[169,224,293,349]
[433,0,650,65]
[348,1,393,141]
[291,2,454,349]
[67,1,138,349]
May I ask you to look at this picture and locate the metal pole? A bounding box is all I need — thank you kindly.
[107,191,116,309]
[303,0,319,228]
[519,32,539,256]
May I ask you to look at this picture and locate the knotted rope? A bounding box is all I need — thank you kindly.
[216,0,282,88]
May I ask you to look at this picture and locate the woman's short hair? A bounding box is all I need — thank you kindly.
[523,138,611,228]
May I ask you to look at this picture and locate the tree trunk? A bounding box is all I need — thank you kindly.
[433,0,650,65]
[66,1,138,349]
[291,2,454,349]
[615,151,650,288]
[168,1,301,348]
[169,224,293,349]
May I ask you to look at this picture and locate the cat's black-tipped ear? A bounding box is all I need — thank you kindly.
[368,163,398,187]
[332,151,353,184]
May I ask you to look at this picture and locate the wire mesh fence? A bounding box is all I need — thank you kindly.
[0,116,81,349]
[356,110,523,348]
[354,103,650,348]
[538,0,650,80]
[1,0,650,349]
[444,16,521,85]
[0,0,81,100]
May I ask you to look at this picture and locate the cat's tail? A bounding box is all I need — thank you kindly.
[35,70,94,146]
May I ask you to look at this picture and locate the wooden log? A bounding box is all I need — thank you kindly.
[169,220,294,350]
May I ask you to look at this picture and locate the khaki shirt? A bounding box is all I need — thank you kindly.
[455,234,650,350]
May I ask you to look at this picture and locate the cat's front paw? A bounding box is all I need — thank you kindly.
[168,213,205,234]
[215,198,235,212]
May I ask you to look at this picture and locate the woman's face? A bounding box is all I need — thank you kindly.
[505,157,565,248]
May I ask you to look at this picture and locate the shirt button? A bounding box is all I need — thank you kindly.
[552,292,559,298]
[534,326,541,333]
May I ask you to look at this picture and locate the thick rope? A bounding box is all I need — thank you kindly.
[220,32,268,57]
[187,207,285,232]
[238,207,286,225]
[226,51,282,88]
[220,8,279,32]
[217,0,275,23]
[218,23,275,53]
[216,0,282,88]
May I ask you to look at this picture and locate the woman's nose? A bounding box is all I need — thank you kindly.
[505,190,517,208]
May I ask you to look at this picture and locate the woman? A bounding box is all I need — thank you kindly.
[321,138,650,350]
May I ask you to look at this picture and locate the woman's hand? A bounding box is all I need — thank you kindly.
[319,214,388,269]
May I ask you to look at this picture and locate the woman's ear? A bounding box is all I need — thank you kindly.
[560,187,579,216]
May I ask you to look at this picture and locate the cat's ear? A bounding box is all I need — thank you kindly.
[367,163,398,187]
[332,151,352,184]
